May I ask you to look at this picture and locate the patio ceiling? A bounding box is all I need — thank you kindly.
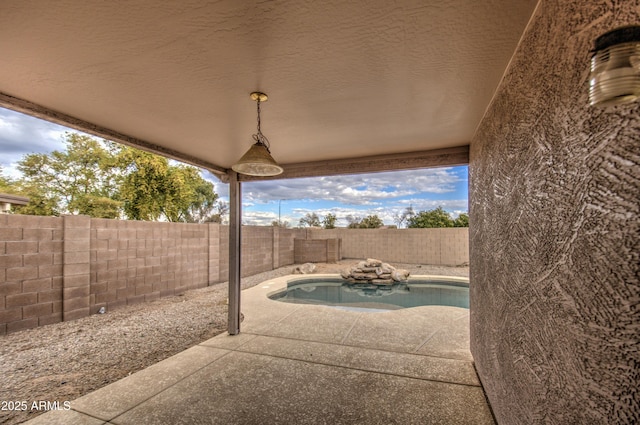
[0,0,537,181]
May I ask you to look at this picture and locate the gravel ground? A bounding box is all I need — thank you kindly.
[0,260,468,424]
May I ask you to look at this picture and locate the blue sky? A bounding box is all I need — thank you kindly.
[0,107,468,226]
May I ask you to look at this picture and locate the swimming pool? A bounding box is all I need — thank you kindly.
[268,276,469,311]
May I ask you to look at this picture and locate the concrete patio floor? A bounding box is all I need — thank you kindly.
[25,275,494,424]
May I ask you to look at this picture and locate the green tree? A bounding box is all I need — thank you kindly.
[183,177,219,223]
[346,215,361,228]
[16,133,121,218]
[271,220,290,228]
[393,205,415,228]
[0,166,14,193]
[11,187,59,216]
[207,201,229,224]
[11,160,67,216]
[13,132,220,220]
[454,213,469,227]
[1,166,58,216]
[322,213,337,229]
[116,147,218,222]
[407,207,454,228]
[298,212,321,227]
[359,214,384,228]
[15,152,61,216]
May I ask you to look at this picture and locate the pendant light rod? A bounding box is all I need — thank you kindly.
[251,92,270,151]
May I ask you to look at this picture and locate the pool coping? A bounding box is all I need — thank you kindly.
[265,273,468,294]
[265,273,470,309]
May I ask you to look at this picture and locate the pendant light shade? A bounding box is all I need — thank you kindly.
[232,92,283,177]
[231,140,284,176]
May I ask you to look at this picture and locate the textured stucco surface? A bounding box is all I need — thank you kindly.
[469,1,639,424]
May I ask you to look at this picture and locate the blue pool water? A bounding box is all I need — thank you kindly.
[269,277,469,310]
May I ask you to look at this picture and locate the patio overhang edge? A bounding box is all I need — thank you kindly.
[238,145,470,181]
[0,92,229,180]
[1,92,470,183]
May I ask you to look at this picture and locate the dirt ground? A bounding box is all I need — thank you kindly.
[0,260,468,424]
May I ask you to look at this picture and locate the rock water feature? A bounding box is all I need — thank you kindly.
[340,258,410,284]
[339,259,411,299]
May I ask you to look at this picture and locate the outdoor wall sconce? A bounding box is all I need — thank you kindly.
[589,25,640,107]
[231,91,283,176]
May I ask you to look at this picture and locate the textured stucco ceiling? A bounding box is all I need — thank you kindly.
[0,0,537,175]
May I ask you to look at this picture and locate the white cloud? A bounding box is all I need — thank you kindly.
[0,108,75,178]
[242,210,277,226]
[396,198,468,211]
[271,197,468,228]
[237,168,468,226]
[242,168,462,206]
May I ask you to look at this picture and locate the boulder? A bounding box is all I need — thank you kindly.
[391,269,410,282]
[365,258,383,267]
[293,263,317,274]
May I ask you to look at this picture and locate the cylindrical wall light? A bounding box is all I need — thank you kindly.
[589,26,640,107]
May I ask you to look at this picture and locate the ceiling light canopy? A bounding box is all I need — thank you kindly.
[231,92,283,177]
[589,26,640,107]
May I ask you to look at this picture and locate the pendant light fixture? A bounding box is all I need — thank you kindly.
[589,26,640,107]
[231,92,283,176]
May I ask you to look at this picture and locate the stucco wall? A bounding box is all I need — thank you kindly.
[469,1,639,424]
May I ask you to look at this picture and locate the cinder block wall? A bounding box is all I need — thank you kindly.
[64,215,91,321]
[469,1,639,423]
[277,228,305,266]
[0,214,64,334]
[1,218,466,334]
[89,220,211,314]
[294,239,341,263]
[218,226,306,280]
[242,226,275,277]
[0,216,218,334]
[309,228,469,266]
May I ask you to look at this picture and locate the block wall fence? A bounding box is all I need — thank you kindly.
[308,228,468,266]
[0,214,468,334]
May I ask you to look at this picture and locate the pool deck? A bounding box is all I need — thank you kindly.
[25,274,494,425]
